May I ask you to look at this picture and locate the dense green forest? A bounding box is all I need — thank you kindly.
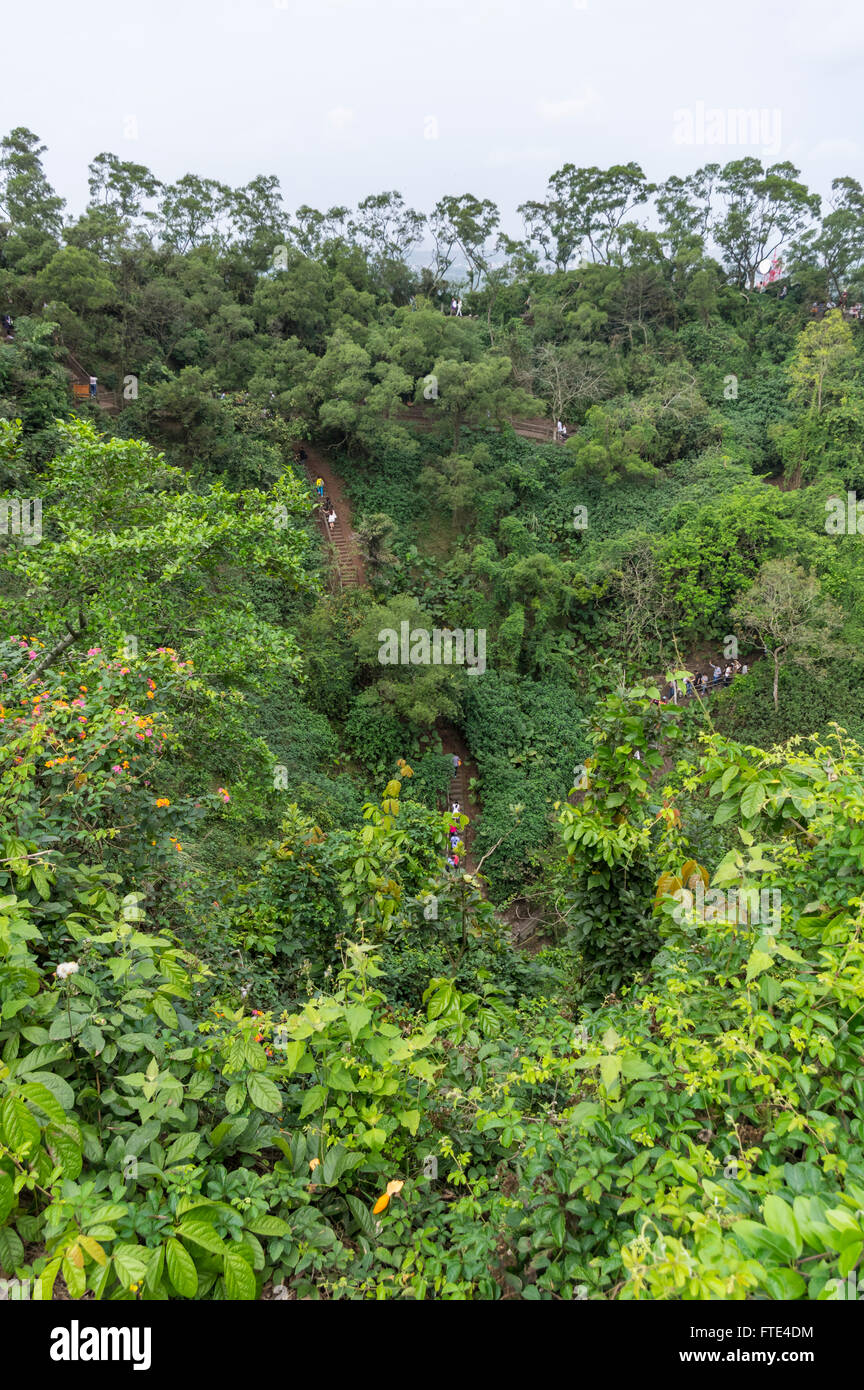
[2,127,864,1301]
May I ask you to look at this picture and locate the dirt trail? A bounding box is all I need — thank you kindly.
[297,443,483,873]
[435,724,481,874]
[398,402,564,443]
[297,443,364,589]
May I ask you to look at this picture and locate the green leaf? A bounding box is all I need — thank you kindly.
[745,950,774,982]
[320,1144,353,1185]
[111,1241,149,1288]
[599,1054,621,1089]
[0,1225,24,1271]
[732,1218,796,1266]
[299,1084,327,1120]
[740,782,766,819]
[2,1096,41,1155]
[246,1073,282,1114]
[0,1172,13,1223]
[143,1243,165,1296]
[346,1193,377,1238]
[762,1266,806,1300]
[278,1040,306,1074]
[19,1070,74,1112]
[763,1196,802,1259]
[165,1131,201,1165]
[223,1248,257,1300]
[224,1082,246,1114]
[166,1237,199,1298]
[151,995,178,1029]
[839,1241,863,1278]
[246,1215,290,1237]
[344,1004,372,1042]
[18,1082,67,1125]
[33,1257,62,1301]
[176,1219,227,1256]
[326,1063,354,1091]
[62,1254,86,1300]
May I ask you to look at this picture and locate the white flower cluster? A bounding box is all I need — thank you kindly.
[55,961,80,981]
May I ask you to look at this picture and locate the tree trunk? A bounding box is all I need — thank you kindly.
[773,653,780,710]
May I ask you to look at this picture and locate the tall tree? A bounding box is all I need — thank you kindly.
[654,165,720,259]
[351,191,426,265]
[288,204,352,257]
[429,194,499,291]
[226,174,290,259]
[519,163,653,270]
[87,152,162,224]
[0,127,64,235]
[712,159,819,290]
[793,176,864,297]
[732,558,847,710]
[531,342,610,435]
[786,309,856,415]
[157,174,232,253]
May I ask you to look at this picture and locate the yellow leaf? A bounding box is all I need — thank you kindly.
[66,1242,84,1269]
[681,859,709,889]
[385,1180,404,1197]
[372,1193,390,1215]
[79,1235,107,1266]
[654,872,682,903]
[309,1158,320,1171]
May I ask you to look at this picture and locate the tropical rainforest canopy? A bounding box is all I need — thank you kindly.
[2,129,864,1302]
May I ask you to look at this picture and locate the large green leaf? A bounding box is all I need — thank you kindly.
[0,1225,23,1271]
[111,1242,149,1288]
[763,1195,802,1258]
[740,781,766,819]
[18,1081,66,1126]
[166,1237,199,1298]
[165,1131,201,1165]
[223,1248,257,1300]
[2,1097,40,1156]
[176,1219,227,1256]
[344,1004,372,1042]
[299,1084,327,1119]
[246,1073,282,1114]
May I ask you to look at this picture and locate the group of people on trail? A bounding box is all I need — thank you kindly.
[308,470,337,529]
[662,659,749,703]
[447,812,462,864]
[447,757,464,867]
[449,297,463,316]
[556,419,568,441]
[810,296,863,319]
[1,312,13,339]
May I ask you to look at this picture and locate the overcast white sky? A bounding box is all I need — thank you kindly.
[3,0,863,228]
